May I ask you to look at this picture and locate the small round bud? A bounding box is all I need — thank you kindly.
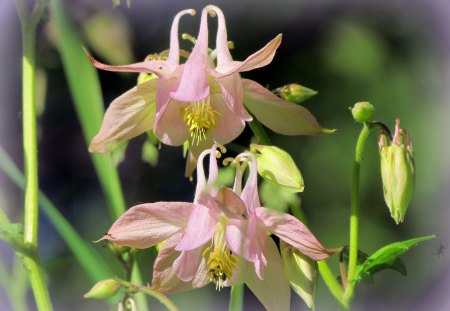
[274,83,317,104]
[84,279,121,299]
[351,102,375,123]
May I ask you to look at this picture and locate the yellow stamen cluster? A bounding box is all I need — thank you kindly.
[202,216,238,291]
[181,98,220,145]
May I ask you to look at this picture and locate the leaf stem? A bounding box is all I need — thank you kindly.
[344,123,371,303]
[248,118,271,145]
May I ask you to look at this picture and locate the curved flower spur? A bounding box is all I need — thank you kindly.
[85,5,330,177]
[99,144,336,311]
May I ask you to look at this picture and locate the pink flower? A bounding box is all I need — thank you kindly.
[99,145,335,311]
[86,6,328,177]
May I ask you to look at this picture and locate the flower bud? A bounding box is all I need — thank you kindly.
[84,279,121,299]
[379,119,415,224]
[281,241,317,309]
[251,144,304,192]
[351,102,374,123]
[274,83,317,104]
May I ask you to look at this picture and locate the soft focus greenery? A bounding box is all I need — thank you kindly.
[1,0,448,310]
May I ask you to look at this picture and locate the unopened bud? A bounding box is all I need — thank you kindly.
[351,102,374,123]
[379,119,415,224]
[274,84,317,104]
[281,241,317,309]
[84,279,121,299]
[251,144,304,192]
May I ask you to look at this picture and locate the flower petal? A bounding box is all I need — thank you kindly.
[89,79,157,153]
[99,202,194,248]
[84,47,173,78]
[243,79,330,135]
[244,237,291,311]
[151,234,198,293]
[255,207,335,260]
[170,9,211,102]
[205,5,233,68]
[209,93,246,143]
[175,204,216,251]
[166,9,196,66]
[173,247,205,282]
[152,234,210,293]
[214,35,282,76]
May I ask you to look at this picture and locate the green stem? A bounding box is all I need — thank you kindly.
[14,1,53,310]
[317,261,348,309]
[115,278,179,311]
[344,123,371,303]
[229,284,244,311]
[248,118,271,145]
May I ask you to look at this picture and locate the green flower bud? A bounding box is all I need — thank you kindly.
[84,279,121,299]
[281,241,317,310]
[274,83,318,104]
[251,144,304,192]
[351,102,375,123]
[379,119,415,224]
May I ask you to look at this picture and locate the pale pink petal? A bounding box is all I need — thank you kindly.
[205,5,233,67]
[170,9,210,102]
[99,202,194,249]
[213,188,247,219]
[175,204,216,251]
[166,9,196,66]
[240,153,261,209]
[214,75,252,121]
[89,79,157,153]
[152,234,209,293]
[151,234,195,293]
[208,93,246,143]
[173,247,205,282]
[255,207,335,260]
[84,47,173,78]
[213,35,282,76]
[153,72,190,146]
[244,238,291,311]
[243,79,330,135]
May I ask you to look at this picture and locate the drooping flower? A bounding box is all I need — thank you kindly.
[99,145,335,311]
[86,5,329,177]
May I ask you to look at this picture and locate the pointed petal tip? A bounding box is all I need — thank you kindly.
[322,128,337,134]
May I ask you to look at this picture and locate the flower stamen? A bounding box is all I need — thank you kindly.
[202,216,238,291]
[182,98,220,145]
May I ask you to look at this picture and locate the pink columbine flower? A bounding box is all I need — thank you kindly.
[86,5,328,176]
[99,145,335,311]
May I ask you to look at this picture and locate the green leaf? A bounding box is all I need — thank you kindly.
[354,235,435,283]
[50,0,126,220]
[0,146,112,282]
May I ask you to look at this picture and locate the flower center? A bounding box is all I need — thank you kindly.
[202,216,238,291]
[181,98,220,145]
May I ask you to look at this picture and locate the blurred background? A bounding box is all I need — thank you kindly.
[1,0,449,310]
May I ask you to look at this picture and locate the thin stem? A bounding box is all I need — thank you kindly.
[115,278,179,311]
[229,284,244,311]
[317,261,348,309]
[14,1,53,310]
[248,118,271,145]
[344,123,371,302]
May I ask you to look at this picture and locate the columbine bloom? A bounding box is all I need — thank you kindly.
[87,5,328,176]
[99,145,335,311]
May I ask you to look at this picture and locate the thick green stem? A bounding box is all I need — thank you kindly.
[344,123,371,303]
[15,1,53,310]
[229,284,244,311]
[248,118,271,145]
